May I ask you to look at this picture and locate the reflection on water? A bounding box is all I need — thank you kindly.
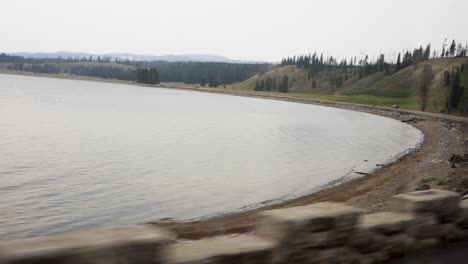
[0,74,423,239]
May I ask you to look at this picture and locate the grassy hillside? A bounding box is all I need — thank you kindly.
[228,58,468,112]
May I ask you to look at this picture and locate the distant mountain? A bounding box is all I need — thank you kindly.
[10,51,257,63]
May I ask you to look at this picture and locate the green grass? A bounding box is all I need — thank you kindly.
[420,177,448,186]
[162,81,422,110]
[436,178,449,186]
[307,94,420,109]
[421,178,436,183]
[161,82,200,89]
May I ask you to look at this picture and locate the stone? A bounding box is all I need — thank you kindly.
[0,225,174,264]
[385,234,415,257]
[353,254,374,264]
[367,250,390,263]
[256,202,363,241]
[351,212,416,255]
[461,178,468,189]
[281,247,360,264]
[256,203,362,263]
[461,189,468,197]
[448,154,464,163]
[439,223,466,242]
[405,214,440,239]
[391,189,460,222]
[359,212,415,235]
[415,184,431,191]
[163,235,274,264]
[349,228,387,253]
[314,247,361,264]
[406,238,440,251]
[285,230,344,249]
[457,199,468,229]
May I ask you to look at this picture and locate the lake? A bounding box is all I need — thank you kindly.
[0,74,423,239]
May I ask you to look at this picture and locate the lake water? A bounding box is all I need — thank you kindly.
[0,74,423,239]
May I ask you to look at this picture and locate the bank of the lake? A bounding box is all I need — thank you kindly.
[1,73,426,239]
[154,104,468,239]
[1,72,467,240]
[115,78,468,239]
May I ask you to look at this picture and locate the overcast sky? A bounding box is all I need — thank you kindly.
[1,0,467,62]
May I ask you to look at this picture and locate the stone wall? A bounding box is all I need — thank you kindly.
[2,189,468,263]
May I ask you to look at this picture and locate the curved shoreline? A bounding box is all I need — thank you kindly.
[1,72,467,239]
[150,86,468,239]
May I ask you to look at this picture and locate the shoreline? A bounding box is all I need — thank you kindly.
[2,71,468,239]
[135,83,467,239]
[147,87,468,239]
[2,70,466,123]
[154,107,467,239]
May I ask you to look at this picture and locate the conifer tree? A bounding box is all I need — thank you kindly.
[419,65,433,111]
[423,44,431,60]
[450,40,456,57]
[448,67,463,109]
[279,75,289,93]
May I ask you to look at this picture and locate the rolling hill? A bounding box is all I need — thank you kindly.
[228,58,468,112]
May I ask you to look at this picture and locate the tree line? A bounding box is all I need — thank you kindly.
[254,75,289,93]
[419,61,466,112]
[275,40,467,112]
[6,61,136,81]
[443,63,465,112]
[280,40,467,89]
[280,52,393,92]
[0,53,274,85]
[441,39,467,58]
[140,61,274,85]
[136,68,160,84]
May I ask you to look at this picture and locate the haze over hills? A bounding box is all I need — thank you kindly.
[2,42,466,114]
[9,51,259,63]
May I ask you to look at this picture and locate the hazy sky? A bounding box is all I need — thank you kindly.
[1,0,467,61]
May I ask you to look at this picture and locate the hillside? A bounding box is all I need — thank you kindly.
[229,58,468,112]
